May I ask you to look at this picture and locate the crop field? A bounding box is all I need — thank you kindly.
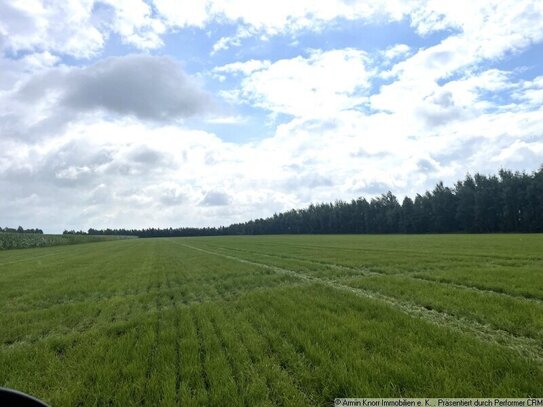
[0,232,133,250]
[0,235,542,406]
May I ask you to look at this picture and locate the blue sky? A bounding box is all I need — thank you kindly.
[0,1,542,232]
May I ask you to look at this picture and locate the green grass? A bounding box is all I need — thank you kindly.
[0,235,542,406]
[0,232,134,250]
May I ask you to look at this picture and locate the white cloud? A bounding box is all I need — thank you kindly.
[0,0,165,58]
[204,1,411,52]
[1,55,213,141]
[381,44,410,60]
[2,0,542,59]
[514,76,543,107]
[206,0,407,38]
[220,49,371,117]
[205,115,247,124]
[0,0,104,58]
[374,0,543,111]
[152,0,210,28]
[0,0,409,57]
[211,26,256,54]
[409,0,543,52]
[100,0,165,49]
[213,59,271,76]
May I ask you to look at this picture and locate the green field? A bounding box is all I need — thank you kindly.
[1,235,542,406]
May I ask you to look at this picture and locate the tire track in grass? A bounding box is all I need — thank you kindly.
[178,243,543,363]
[172,242,543,307]
[405,274,543,304]
[210,245,543,305]
[208,244,380,277]
[239,240,538,262]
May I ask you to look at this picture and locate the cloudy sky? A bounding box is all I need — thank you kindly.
[1,1,542,232]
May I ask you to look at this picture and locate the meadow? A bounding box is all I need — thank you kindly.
[0,235,542,406]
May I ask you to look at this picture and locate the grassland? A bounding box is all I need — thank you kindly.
[0,232,133,250]
[0,235,542,406]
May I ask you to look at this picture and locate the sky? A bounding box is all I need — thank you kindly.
[1,1,542,233]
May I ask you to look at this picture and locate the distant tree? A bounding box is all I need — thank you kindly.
[430,182,457,232]
[400,197,415,233]
[86,165,543,237]
[454,175,476,232]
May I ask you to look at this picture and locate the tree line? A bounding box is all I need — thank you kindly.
[81,166,543,237]
[63,230,89,235]
[1,226,44,234]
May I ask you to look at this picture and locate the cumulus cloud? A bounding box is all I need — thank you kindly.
[2,55,213,141]
[58,55,212,120]
[0,0,104,58]
[219,49,370,117]
[0,0,165,57]
[100,0,165,49]
[368,1,543,134]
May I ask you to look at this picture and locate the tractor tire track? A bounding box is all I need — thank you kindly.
[209,244,543,305]
[178,242,543,363]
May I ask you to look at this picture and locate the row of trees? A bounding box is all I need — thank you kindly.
[86,227,220,238]
[1,226,44,234]
[88,166,543,237]
[63,230,89,235]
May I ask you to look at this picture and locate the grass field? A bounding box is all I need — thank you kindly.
[1,235,542,406]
